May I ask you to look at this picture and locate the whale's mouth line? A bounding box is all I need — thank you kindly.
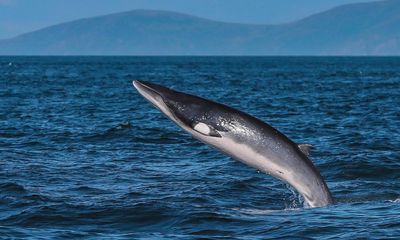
[133,80,173,113]
[133,80,191,128]
[133,80,164,101]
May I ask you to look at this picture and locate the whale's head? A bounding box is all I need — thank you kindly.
[133,80,231,139]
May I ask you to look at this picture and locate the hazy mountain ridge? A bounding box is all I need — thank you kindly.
[0,0,399,55]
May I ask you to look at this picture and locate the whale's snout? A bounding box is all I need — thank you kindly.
[132,80,174,101]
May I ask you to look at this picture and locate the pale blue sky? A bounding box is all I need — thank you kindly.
[0,0,379,39]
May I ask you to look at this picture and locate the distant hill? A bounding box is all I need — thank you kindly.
[0,0,400,55]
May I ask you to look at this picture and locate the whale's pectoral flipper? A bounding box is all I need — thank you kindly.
[298,144,314,156]
[133,80,334,208]
[192,122,221,138]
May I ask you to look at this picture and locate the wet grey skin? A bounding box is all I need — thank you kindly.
[133,80,334,208]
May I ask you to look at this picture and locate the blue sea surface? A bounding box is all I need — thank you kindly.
[1,56,399,239]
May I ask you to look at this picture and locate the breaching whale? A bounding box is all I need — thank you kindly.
[133,80,334,208]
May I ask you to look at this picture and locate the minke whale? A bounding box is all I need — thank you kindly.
[133,80,334,208]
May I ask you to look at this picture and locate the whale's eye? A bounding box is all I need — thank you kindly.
[192,122,221,138]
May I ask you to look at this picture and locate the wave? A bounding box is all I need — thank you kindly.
[0,182,27,194]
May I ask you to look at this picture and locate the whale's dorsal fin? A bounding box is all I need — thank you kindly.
[298,144,313,156]
[192,122,221,138]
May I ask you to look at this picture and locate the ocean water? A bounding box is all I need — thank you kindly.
[0,56,399,239]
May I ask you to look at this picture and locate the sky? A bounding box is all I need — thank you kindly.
[0,0,379,39]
